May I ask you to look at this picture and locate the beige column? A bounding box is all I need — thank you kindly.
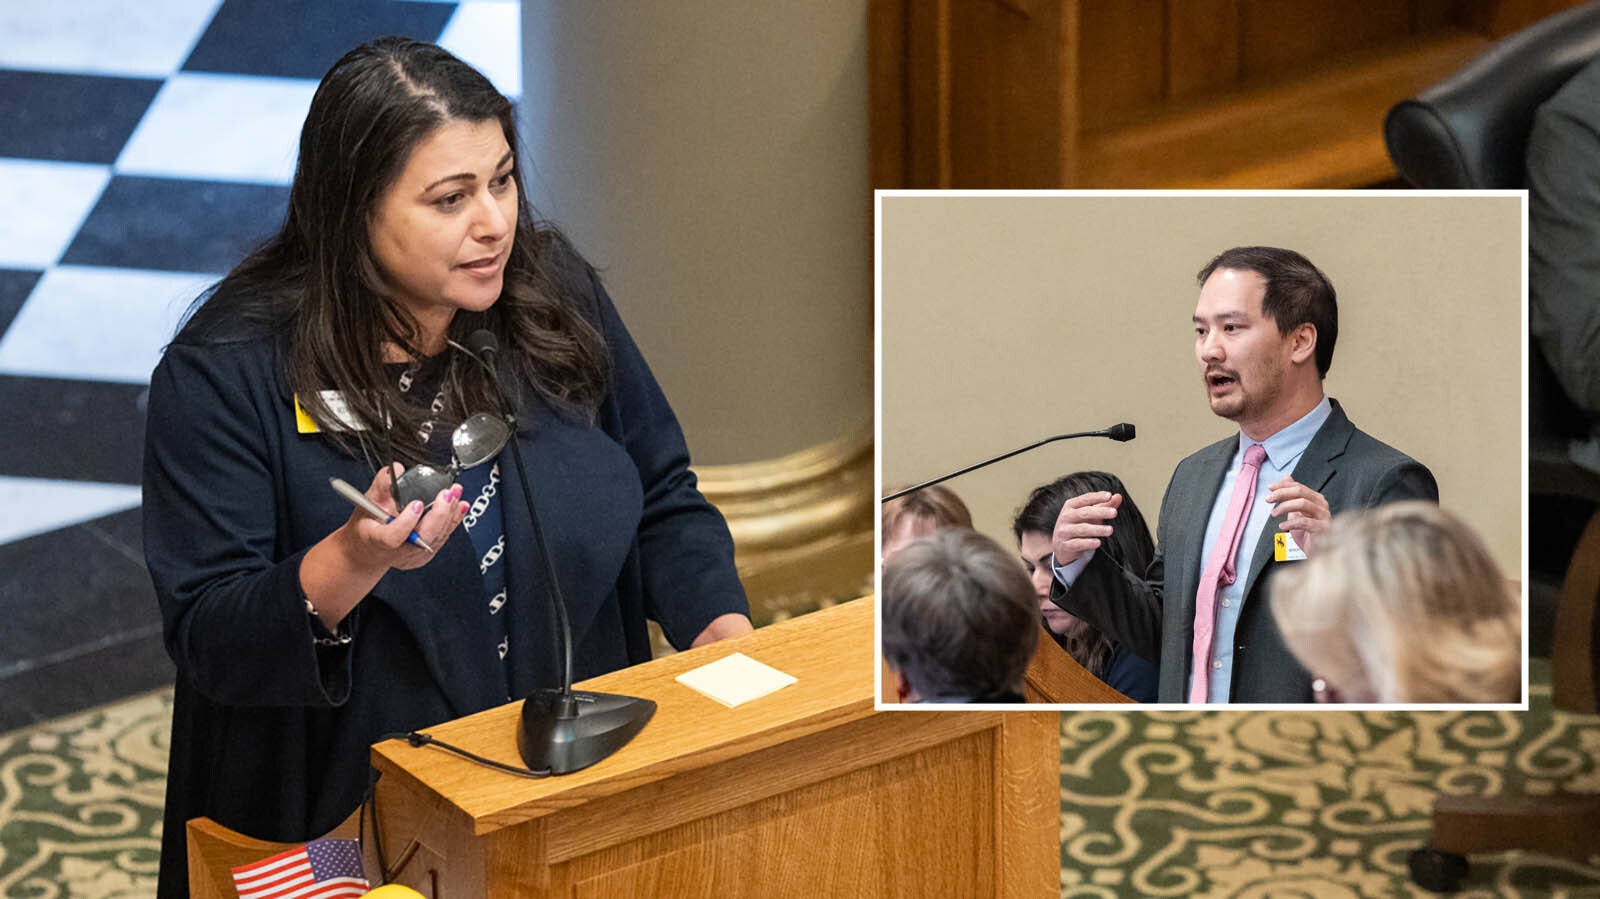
[520,1,870,463]
[521,2,875,620]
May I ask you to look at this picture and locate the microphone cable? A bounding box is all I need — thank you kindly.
[377,730,552,779]
[359,731,551,888]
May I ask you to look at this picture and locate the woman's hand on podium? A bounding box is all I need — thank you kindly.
[691,613,754,648]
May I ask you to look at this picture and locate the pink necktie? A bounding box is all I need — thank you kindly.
[1189,443,1266,703]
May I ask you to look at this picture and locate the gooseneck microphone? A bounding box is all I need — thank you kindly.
[881,423,1136,502]
[465,329,655,774]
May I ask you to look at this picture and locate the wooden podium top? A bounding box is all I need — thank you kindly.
[372,596,878,838]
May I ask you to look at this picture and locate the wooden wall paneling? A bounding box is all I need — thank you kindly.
[1410,0,1463,32]
[1075,0,1166,132]
[869,0,909,188]
[873,0,1593,190]
[1239,0,1414,78]
[904,0,951,187]
[1078,30,1489,187]
[1166,0,1244,102]
[1452,0,1498,36]
[945,0,1077,186]
[1457,0,1592,37]
[1057,0,1081,186]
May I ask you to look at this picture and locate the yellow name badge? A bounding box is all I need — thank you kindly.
[1274,532,1307,562]
[294,391,367,434]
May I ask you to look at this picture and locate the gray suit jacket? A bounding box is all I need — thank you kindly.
[1053,398,1438,703]
[1530,54,1600,425]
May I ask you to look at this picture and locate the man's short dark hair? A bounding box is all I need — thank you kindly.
[1198,246,1338,378]
[881,528,1038,702]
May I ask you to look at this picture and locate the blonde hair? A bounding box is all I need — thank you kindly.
[881,484,973,536]
[880,484,974,565]
[1270,501,1520,703]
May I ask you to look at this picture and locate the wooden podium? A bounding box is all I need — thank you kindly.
[365,597,1059,897]
[880,624,1133,705]
[1021,625,1132,705]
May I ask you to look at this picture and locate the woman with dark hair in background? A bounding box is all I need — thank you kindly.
[142,37,750,896]
[1013,472,1159,702]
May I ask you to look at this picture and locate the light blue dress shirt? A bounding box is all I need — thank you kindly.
[1053,396,1332,702]
[1194,396,1331,701]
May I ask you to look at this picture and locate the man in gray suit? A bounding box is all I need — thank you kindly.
[1050,246,1437,703]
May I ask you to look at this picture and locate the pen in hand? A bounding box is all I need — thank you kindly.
[329,477,436,553]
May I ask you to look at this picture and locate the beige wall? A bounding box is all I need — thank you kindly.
[880,193,1523,575]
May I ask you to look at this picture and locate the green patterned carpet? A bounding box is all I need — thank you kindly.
[1,665,1598,897]
[0,689,168,898]
[1060,661,1600,897]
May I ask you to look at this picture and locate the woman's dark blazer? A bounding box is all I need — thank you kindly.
[143,258,748,898]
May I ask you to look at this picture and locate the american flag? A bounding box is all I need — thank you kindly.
[230,836,369,899]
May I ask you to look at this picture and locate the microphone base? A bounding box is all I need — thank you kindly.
[517,688,656,775]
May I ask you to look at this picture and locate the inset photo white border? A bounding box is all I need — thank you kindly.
[874,189,1528,713]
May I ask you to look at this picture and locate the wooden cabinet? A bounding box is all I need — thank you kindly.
[871,0,1588,188]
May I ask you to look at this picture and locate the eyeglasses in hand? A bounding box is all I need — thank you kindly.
[390,412,512,509]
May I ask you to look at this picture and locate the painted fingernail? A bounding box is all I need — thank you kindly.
[450,485,463,501]
[409,501,424,514]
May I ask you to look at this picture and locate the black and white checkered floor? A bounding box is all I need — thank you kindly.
[0,0,519,732]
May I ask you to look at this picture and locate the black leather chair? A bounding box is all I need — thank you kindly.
[1385,1,1600,190]
[1386,0,1600,515]
[1384,2,1600,891]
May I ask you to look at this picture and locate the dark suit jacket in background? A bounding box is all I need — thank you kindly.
[1052,398,1438,703]
[1530,54,1600,426]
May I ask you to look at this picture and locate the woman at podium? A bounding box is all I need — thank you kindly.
[142,37,750,898]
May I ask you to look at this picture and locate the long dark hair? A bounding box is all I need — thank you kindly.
[1011,471,1154,676]
[176,37,610,466]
